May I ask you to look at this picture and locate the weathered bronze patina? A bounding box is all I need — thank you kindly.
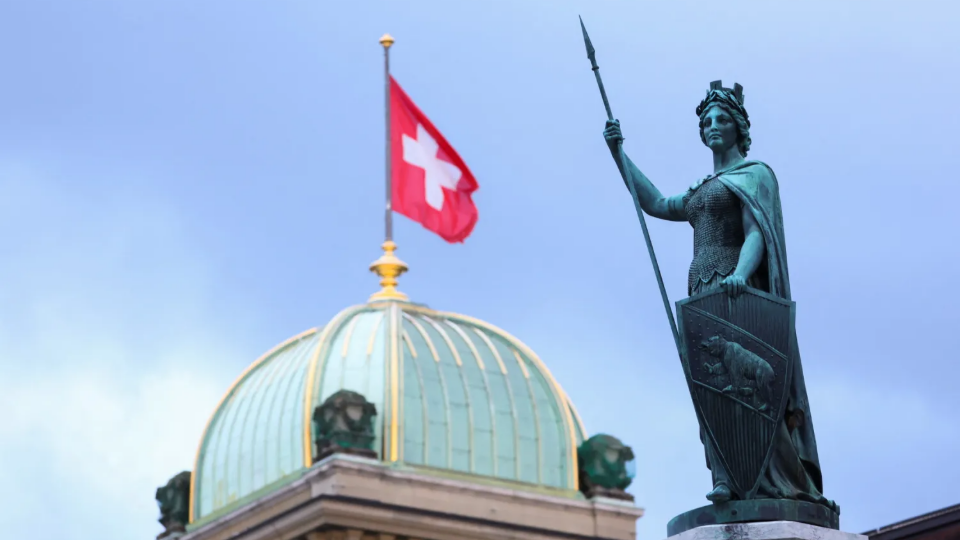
[312,389,378,462]
[577,434,636,501]
[155,471,191,539]
[580,17,839,533]
[667,499,840,537]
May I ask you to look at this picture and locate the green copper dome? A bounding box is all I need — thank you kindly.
[189,296,588,524]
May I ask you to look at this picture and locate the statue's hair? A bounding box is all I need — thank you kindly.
[696,81,752,157]
[698,101,752,157]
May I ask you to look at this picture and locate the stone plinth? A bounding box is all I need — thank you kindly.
[665,521,866,540]
[668,500,840,536]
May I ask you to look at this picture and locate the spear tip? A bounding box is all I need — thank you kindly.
[579,15,595,58]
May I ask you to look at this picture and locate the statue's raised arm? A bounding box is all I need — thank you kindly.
[602,119,688,222]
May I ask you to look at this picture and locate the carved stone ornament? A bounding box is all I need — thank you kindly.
[577,433,635,501]
[155,470,191,539]
[313,389,378,462]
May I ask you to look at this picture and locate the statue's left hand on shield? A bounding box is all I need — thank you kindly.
[720,274,747,297]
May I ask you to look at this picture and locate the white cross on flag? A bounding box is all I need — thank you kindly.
[390,76,478,243]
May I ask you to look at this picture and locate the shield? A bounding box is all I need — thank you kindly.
[676,287,795,499]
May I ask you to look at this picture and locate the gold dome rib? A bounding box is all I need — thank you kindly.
[401,326,431,463]
[447,321,499,477]
[512,347,543,483]
[189,327,319,523]
[301,305,368,468]
[472,326,522,479]
[401,329,418,358]
[366,311,385,357]
[565,391,588,440]
[472,327,509,375]
[233,338,290,500]
[511,348,531,379]
[403,312,453,468]
[444,320,485,371]
[388,304,402,462]
[260,334,312,495]
[340,315,360,359]
[403,313,440,362]
[422,315,463,366]
[420,314,475,471]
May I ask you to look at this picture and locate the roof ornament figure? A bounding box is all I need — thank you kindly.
[155,471,191,539]
[312,389,378,462]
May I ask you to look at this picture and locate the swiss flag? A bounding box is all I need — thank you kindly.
[390,76,478,243]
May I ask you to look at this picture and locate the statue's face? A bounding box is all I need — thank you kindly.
[701,106,739,154]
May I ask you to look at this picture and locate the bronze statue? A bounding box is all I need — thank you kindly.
[603,83,833,510]
[579,16,838,533]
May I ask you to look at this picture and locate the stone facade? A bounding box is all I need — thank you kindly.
[183,454,644,540]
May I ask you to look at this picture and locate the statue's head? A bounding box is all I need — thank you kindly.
[696,81,751,157]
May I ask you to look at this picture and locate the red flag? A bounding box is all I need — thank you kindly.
[390,76,478,243]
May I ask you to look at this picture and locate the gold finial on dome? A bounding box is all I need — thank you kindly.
[369,240,408,301]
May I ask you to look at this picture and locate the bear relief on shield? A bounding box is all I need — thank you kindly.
[699,334,776,413]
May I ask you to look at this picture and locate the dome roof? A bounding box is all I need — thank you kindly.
[189,295,588,524]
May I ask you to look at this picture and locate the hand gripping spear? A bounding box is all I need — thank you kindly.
[579,16,682,355]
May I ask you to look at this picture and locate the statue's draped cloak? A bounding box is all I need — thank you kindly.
[702,161,825,499]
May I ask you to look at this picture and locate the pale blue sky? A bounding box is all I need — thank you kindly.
[0,1,957,539]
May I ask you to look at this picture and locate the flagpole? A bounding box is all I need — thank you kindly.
[369,33,409,302]
[380,33,395,242]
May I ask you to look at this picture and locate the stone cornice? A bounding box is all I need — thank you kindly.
[184,455,643,540]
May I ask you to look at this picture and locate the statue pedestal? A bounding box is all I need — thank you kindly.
[664,521,865,540]
[668,500,840,536]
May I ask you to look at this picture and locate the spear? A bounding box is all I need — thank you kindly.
[579,16,681,355]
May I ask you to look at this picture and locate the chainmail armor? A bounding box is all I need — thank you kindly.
[684,177,745,295]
